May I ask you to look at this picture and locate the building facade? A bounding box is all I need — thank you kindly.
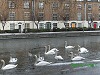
[0,0,100,32]
[0,0,33,32]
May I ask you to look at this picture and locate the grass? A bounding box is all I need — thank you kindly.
[71,63,95,68]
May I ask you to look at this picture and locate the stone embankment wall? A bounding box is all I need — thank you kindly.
[0,31,100,39]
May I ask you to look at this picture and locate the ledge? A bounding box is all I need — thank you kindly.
[0,31,100,39]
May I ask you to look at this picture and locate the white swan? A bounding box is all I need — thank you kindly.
[44,46,56,55]
[65,41,75,49]
[9,57,18,63]
[34,55,51,66]
[78,45,89,53]
[70,52,85,61]
[1,59,17,70]
[37,54,44,62]
[48,45,59,52]
[55,52,64,61]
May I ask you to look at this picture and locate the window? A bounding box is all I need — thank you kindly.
[88,4,92,10]
[39,23,44,29]
[77,4,82,9]
[9,12,15,20]
[39,2,44,9]
[87,0,92,1]
[53,23,57,29]
[38,12,44,21]
[98,4,100,10]
[64,3,69,9]
[71,22,76,28]
[52,2,58,8]
[99,13,100,20]
[24,1,30,8]
[52,13,58,21]
[10,23,15,30]
[25,23,30,29]
[64,23,69,28]
[88,13,92,22]
[77,13,82,21]
[24,12,30,18]
[66,14,70,21]
[8,1,15,8]
[77,0,84,1]
[78,23,82,27]
[88,13,92,20]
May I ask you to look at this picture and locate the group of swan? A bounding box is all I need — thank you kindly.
[34,45,64,66]
[44,45,59,55]
[70,52,85,61]
[34,42,89,66]
[45,45,63,60]
[65,41,89,61]
[1,41,87,69]
[1,59,17,70]
[1,57,18,70]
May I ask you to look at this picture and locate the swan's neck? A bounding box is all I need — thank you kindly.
[55,51,57,56]
[48,45,50,51]
[1,60,5,68]
[78,45,81,49]
[10,56,12,59]
[65,41,67,47]
[34,55,37,65]
[71,52,74,59]
[45,46,47,54]
[38,53,40,58]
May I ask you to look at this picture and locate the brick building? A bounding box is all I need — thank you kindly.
[0,0,100,32]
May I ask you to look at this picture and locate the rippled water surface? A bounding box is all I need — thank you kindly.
[0,35,100,75]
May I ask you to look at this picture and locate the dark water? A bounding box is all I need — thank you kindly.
[0,35,100,75]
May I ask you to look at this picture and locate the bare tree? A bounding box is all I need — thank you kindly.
[0,14,8,33]
[0,0,8,33]
[32,14,41,30]
[57,0,70,28]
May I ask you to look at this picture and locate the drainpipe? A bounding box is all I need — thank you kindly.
[32,0,35,29]
[84,3,86,21]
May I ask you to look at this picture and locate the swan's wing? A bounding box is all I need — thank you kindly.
[2,64,17,70]
[55,56,63,60]
[79,47,88,53]
[35,61,50,66]
[50,48,59,51]
[65,46,74,49]
[46,50,55,55]
[72,56,85,61]
[9,58,17,63]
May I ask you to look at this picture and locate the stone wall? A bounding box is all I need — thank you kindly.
[0,31,100,39]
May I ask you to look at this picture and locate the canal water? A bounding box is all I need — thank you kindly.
[0,35,100,75]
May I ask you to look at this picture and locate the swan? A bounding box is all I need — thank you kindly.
[9,57,18,63]
[1,59,17,70]
[70,52,85,61]
[48,45,59,52]
[78,45,89,53]
[65,41,75,49]
[55,52,64,61]
[37,54,44,62]
[34,55,51,66]
[44,46,56,55]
